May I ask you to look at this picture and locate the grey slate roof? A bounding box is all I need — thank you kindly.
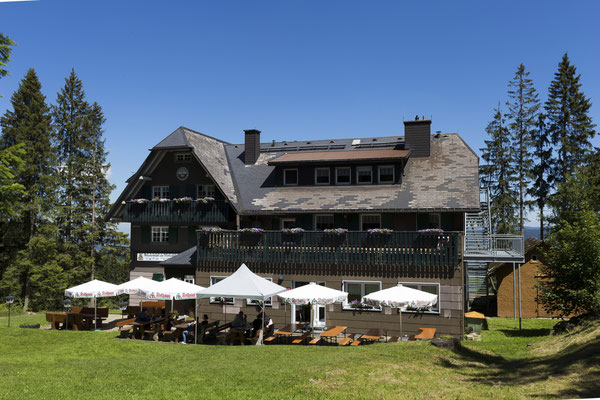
[160,246,197,266]
[224,133,479,213]
[152,127,193,149]
[107,128,479,221]
[182,128,239,207]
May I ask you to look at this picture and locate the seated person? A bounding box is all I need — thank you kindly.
[135,308,152,323]
[181,314,209,344]
[252,313,274,337]
[133,307,152,338]
[231,311,247,331]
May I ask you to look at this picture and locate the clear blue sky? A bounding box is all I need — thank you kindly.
[1,1,599,227]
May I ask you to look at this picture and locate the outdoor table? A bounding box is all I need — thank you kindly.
[273,324,306,343]
[131,317,164,340]
[359,328,388,343]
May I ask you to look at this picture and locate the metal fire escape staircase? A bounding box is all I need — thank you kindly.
[464,188,524,263]
[464,188,525,302]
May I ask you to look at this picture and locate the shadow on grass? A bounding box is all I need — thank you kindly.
[498,328,551,338]
[438,333,600,398]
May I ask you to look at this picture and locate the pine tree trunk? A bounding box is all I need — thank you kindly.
[22,208,35,311]
[90,150,96,281]
[540,209,544,241]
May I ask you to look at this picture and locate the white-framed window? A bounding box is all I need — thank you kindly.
[315,168,330,185]
[335,167,351,185]
[152,186,169,199]
[356,166,373,184]
[360,214,381,231]
[184,275,195,284]
[151,226,169,243]
[197,184,216,197]
[284,169,298,186]
[209,276,233,304]
[342,280,382,311]
[280,218,296,229]
[315,214,334,230]
[247,277,273,306]
[378,165,395,184]
[398,282,440,314]
[175,153,192,162]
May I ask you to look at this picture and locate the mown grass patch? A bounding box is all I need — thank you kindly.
[0,314,597,399]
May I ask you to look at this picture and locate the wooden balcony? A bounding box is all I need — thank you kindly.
[123,200,230,223]
[197,230,461,268]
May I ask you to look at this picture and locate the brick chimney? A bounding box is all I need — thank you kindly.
[244,129,261,164]
[404,116,431,157]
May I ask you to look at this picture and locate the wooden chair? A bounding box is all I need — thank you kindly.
[414,328,436,340]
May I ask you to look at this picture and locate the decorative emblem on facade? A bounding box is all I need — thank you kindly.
[176,167,189,181]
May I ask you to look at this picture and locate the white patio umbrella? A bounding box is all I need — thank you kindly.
[116,276,163,296]
[277,283,348,329]
[141,278,206,344]
[362,284,438,337]
[64,279,118,330]
[196,264,286,345]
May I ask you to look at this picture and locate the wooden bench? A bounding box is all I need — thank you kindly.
[117,318,136,338]
[291,331,312,344]
[339,334,355,346]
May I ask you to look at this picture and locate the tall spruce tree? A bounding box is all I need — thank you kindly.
[53,70,129,284]
[545,53,596,183]
[529,113,552,240]
[0,33,16,80]
[53,69,90,249]
[480,106,519,234]
[0,69,55,308]
[505,64,539,234]
[1,68,55,240]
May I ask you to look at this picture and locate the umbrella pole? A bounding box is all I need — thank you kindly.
[259,301,265,346]
[195,299,198,345]
[399,308,402,338]
[95,297,98,331]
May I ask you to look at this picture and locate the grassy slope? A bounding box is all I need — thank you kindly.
[0,315,597,400]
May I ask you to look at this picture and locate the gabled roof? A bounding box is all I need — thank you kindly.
[106,127,238,221]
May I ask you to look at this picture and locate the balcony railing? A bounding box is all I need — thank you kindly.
[123,200,229,223]
[464,233,524,261]
[197,230,460,267]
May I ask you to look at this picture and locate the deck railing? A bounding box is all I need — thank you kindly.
[197,230,460,267]
[123,200,229,223]
[464,233,524,260]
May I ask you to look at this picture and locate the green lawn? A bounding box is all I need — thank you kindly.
[0,314,597,399]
